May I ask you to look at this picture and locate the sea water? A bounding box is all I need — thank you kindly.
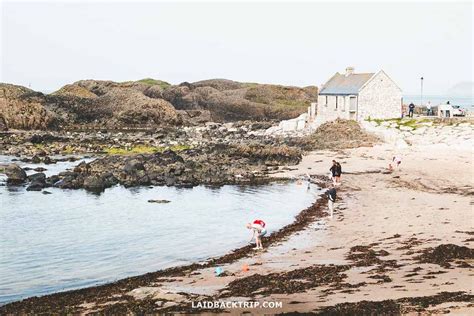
[0,156,317,305]
[404,94,473,109]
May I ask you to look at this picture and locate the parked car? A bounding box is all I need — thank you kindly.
[451,105,466,117]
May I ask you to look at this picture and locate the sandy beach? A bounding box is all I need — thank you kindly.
[1,120,472,315]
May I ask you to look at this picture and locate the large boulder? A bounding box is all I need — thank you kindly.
[123,159,145,174]
[28,172,46,182]
[5,164,27,184]
[27,172,47,191]
[83,175,106,192]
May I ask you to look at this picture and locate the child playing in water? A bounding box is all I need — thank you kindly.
[246,219,267,250]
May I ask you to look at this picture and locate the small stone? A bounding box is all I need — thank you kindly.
[148,199,171,204]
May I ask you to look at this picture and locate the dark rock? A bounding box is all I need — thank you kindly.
[83,175,105,192]
[27,181,45,191]
[73,161,90,173]
[58,171,77,177]
[43,156,53,164]
[123,159,145,174]
[5,164,27,184]
[31,155,41,164]
[28,172,46,183]
[47,175,60,185]
[55,175,82,189]
[148,199,171,204]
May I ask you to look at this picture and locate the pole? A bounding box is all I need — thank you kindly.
[420,77,424,107]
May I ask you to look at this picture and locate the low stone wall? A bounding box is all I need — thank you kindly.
[361,119,473,150]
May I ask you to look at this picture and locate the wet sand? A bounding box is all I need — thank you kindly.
[1,141,473,314]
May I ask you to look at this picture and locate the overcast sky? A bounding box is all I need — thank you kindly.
[1,1,472,94]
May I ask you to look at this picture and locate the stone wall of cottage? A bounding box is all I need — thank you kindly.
[357,71,402,120]
[316,94,354,121]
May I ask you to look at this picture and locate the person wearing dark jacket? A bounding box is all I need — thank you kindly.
[326,186,336,218]
[335,162,342,185]
[330,160,341,185]
[329,160,338,185]
[408,103,415,117]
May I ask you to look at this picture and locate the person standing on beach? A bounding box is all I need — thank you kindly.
[326,186,336,218]
[330,160,338,185]
[426,101,432,116]
[247,219,267,250]
[408,103,415,117]
[335,162,342,185]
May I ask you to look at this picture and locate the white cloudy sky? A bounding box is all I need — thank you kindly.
[0,0,472,94]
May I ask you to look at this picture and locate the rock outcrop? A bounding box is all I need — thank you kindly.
[0,79,317,130]
[38,143,302,192]
[0,84,59,130]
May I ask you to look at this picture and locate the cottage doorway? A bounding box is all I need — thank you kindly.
[349,96,357,119]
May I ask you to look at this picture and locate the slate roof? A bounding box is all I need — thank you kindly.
[319,72,375,95]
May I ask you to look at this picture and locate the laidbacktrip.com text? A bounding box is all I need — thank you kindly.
[192,300,283,309]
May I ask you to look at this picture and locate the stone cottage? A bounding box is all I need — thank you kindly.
[315,67,402,122]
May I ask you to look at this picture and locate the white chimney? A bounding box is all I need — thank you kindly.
[345,67,354,76]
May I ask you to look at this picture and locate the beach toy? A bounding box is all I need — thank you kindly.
[215,267,224,276]
[242,264,249,272]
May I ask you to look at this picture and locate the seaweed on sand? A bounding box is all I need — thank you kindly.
[415,244,474,268]
[220,265,350,297]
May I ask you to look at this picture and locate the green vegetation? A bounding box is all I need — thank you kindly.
[136,78,171,89]
[104,144,191,155]
[62,145,76,154]
[242,82,259,88]
[366,117,431,130]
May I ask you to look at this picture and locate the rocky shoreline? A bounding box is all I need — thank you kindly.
[1,119,383,193]
[1,122,307,192]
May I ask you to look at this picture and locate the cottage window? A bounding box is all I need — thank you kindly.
[325,96,328,107]
[335,96,338,110]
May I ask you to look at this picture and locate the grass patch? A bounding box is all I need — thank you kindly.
[242,82,259,88]
[62,145,75,154]
[136,78,171,89]
[104,144,191,155]
[366,117,434,130]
